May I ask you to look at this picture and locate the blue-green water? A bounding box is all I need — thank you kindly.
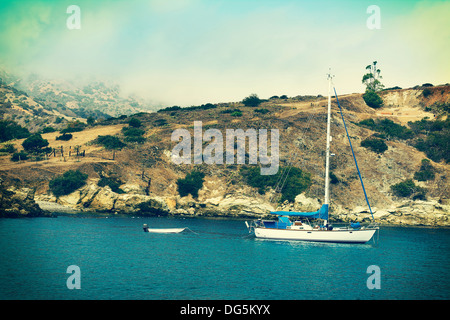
[0,216,449,300]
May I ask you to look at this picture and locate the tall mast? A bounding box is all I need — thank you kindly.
[324,72,333,225]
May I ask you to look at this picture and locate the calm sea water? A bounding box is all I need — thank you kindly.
[0,215,449,300]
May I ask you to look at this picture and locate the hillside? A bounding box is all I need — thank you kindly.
[0,69,158,125]
[0,80,449,226]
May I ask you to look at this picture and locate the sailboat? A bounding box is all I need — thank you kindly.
[246,73,379,243]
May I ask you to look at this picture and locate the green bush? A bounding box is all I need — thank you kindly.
[96,135,126,149]
[177,170,205,198]
[220,108,241,114]
[122,127,145,137]
[10,151,29,162]
[128,117,142,128]
[254,108,269,114]
[361,137,388,153]
[358,118,376,128]
[98,176,124,193]
[408,118,448,135]
[22,134,49,152]
[157,106,181,113]
[42,126,56,133]
[0,143,16,153]
[87,116,95,126]
[242,94,262,107]
[415,133,449,163]
[154,118,168,127]
[390,179,427,200]
[231,111,242,117]
[362,91,383,109]
[122,127,146,143]
[0,120,30,142]
[49,170,88,197]
[240,166,311,202]
[358,118,413,140]
[124,136,146,143]
[56,133,73,141]
[414,159,435,181]
[329,171,340,184]
[422,88,432,98]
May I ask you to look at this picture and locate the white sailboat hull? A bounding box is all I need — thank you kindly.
[254,227,377,243]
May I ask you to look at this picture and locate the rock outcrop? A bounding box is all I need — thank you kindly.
[0,179,52,217]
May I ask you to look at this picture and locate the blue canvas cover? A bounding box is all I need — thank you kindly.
[351,222,361,229]
[270,204,329,220]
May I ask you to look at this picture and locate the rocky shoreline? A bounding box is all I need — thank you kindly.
[1,178,448,227]
[24,182,449,227]
[0,185,54,218]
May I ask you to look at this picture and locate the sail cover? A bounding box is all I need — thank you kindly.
[270,204,329,220]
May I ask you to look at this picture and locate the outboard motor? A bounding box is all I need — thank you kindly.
[143,224,149,232]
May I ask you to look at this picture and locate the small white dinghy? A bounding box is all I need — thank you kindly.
[143,224,186,234]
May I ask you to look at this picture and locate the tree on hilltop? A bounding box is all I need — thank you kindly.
[362,61,384,108]
[362,61,384,92]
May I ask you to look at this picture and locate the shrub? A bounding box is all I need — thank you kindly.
[177,170,205,198]
[122,127,145,137]
[422,88,432,98]
[382,86,402,91]
[358,118,413,140]
[128,117,142,128]
[408,118,447,135]
[220,108,241,114]
[87,116,95,126]
[231,111,242,117]
[378,119,413,140]
[42,126,56,133]
[61,120,86,133]
[415,133,450,163]
[56,133,73,141]
[362,91,383,109]
[154,118,168,127]
[242,94,261,107]
[157,106,181,113]
[98,176,124,193]
[361,137,388,153]
[49,170,88,197]
[0,120,30,142]
[124,136,146,143]
[414,159,435,181]
[390,179,427,200]
[358,118,376,129]
[329,172,340,184]
[240,166,311,202]
[254,108,269,114]
[10,151,29,162]
[22,134,49,152]
[0,143,16,153]
[96,135,126,149]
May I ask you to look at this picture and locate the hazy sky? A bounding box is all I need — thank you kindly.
[0,0,449,107]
